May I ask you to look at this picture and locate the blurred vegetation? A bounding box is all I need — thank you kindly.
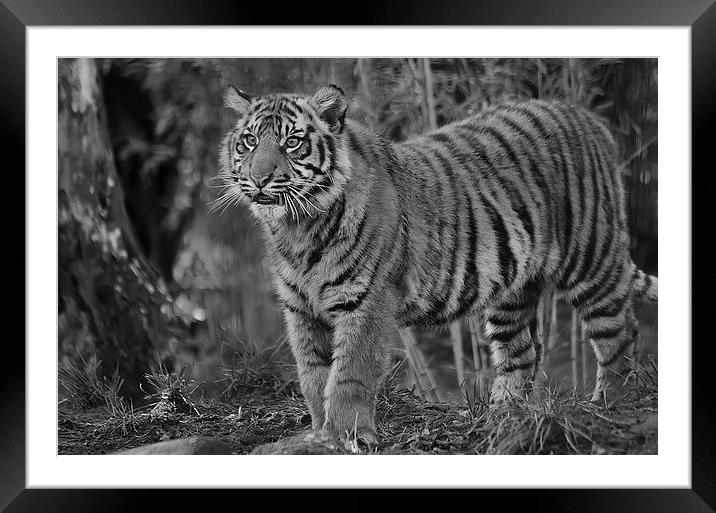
[58,58,657,402]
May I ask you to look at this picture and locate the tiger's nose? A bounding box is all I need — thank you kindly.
[255,173,273,188]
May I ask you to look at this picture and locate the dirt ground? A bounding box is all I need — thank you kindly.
[58,367,658,456]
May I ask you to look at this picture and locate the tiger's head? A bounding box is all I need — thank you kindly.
[216,84,351,221]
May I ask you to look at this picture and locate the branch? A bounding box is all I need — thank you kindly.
[618,134,658,172]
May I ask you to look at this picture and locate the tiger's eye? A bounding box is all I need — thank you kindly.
[243,134,258,148]
[285,137,301,149]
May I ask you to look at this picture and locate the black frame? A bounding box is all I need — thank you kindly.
[3,0,715,511]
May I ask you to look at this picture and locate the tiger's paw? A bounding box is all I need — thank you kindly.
[489,373,533,405]
[322,423,378,454]
[343,427,378,454]
[590,358,637,405]
[590,386,606,404]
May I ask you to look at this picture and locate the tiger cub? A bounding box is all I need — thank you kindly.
[217,84,658,446]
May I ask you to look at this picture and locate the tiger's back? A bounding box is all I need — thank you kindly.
[390,100,626,323]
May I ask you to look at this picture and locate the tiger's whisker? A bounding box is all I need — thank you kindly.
[287,185,325,201]
[210,188,244,216]
[286,185,326,214]
[208,194,233,213]
[284,192,299,221]
[292,189,320,218]
[289,190,312,218]
[292,180,331,190]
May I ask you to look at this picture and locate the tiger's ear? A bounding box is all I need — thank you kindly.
[224,85,252,116]
[310,84,348,133]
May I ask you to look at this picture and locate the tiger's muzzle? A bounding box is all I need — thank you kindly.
[251,191,279,205]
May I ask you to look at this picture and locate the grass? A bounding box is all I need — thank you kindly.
[142,356,204,418]
[59,354,119,410]
[58,347,657,455]
[215,337,299,399]
[59,354,129,418]
[375,356,657,454]
[59,354,144,436]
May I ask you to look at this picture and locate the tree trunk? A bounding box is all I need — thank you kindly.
[449,323,465,387]
[422,58,438,130]
[58,58,173,397]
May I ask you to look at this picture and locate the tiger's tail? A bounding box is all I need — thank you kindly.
[631,262,658,302]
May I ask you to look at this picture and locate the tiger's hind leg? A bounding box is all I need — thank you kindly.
[588,302,639,403]
[573,263,639,403]
[484,286,541,404]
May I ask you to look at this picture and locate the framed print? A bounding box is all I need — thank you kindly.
[4,0,716,511]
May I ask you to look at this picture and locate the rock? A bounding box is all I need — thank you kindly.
[251,431,351,455]
[632,413,658,434]
[114,436,231,455]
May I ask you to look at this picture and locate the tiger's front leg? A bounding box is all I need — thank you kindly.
[283,308,333,431]
[322,289,395,447]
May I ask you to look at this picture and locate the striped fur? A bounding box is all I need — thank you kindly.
[217,84,658,443]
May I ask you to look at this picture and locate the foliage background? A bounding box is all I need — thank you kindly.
[58,58,657,402]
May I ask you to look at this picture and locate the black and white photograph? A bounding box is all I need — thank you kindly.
[3,0,711,507]
[57,57,659,456]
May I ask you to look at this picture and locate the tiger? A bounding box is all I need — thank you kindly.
[216,84,658,447]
